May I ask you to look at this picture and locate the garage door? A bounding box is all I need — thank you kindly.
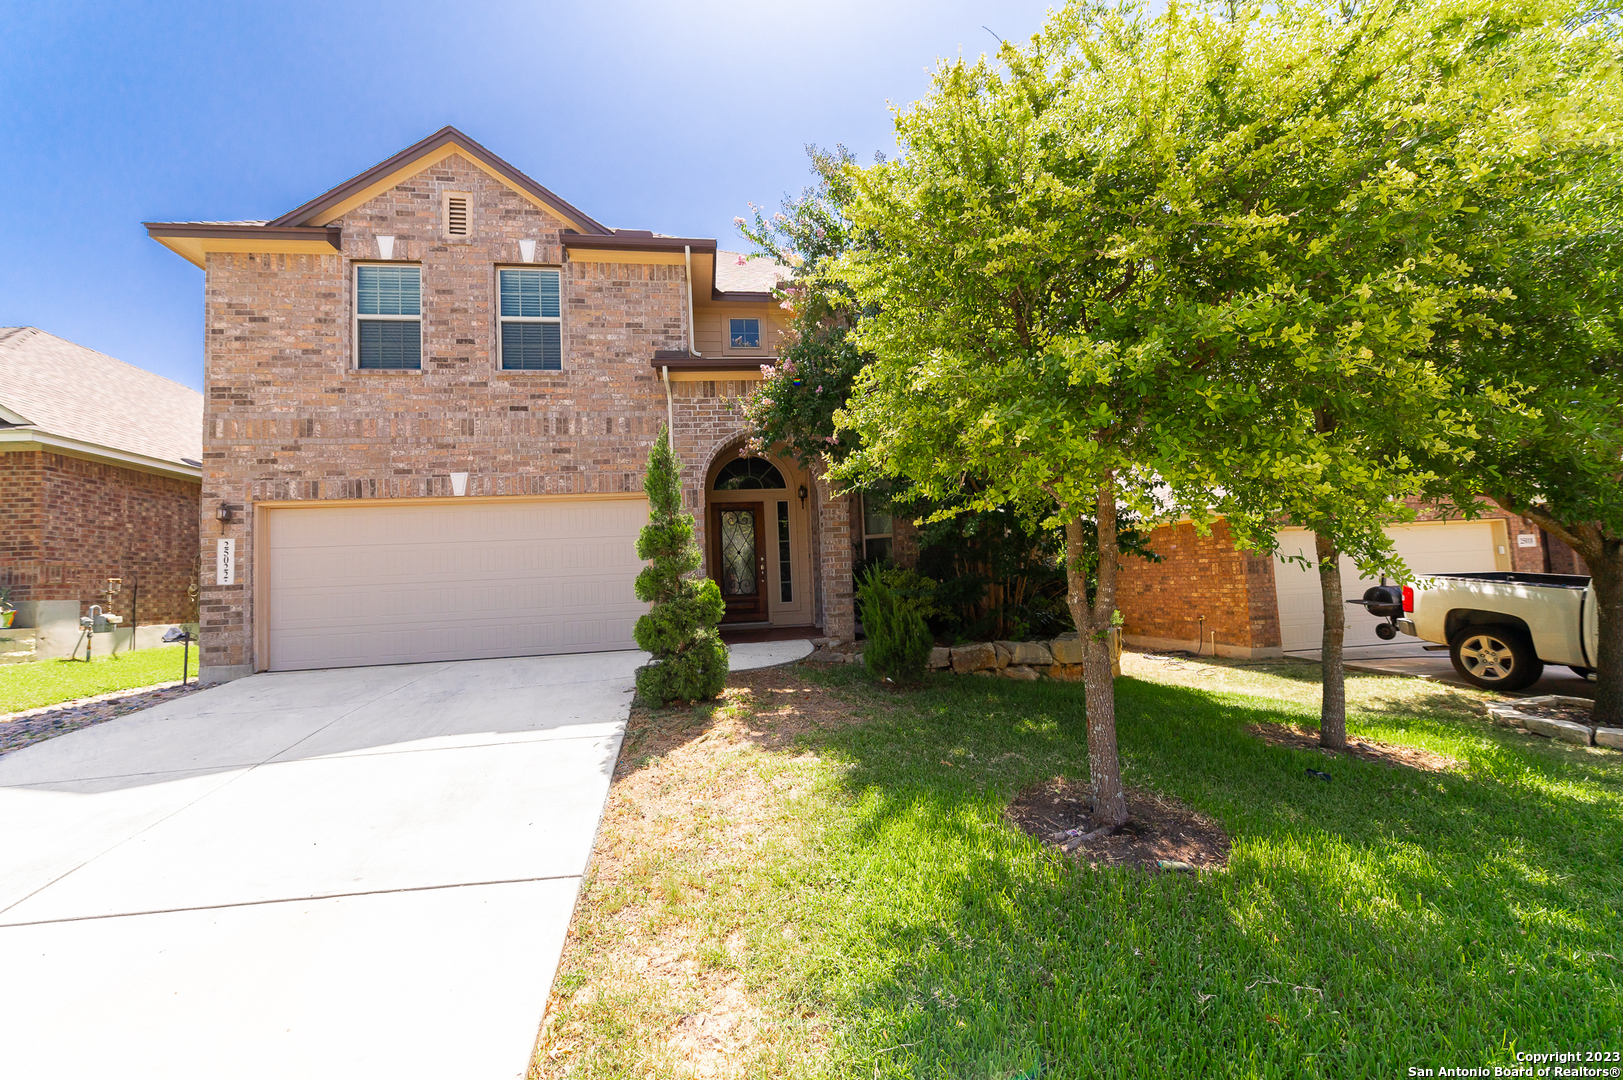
[1273,522,1503,652]
[263,497,649,671]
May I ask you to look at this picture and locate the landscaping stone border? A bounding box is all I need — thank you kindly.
[806,631,1121,681]
[1484,695,1619,751]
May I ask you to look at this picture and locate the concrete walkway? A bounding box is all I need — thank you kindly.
[0,638,811,1079]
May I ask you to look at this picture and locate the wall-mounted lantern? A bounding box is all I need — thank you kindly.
[798,484,809,509]
[216,503,234,524]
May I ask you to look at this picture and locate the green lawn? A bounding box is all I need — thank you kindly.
[1,644,194,713]
[539,653,1623,1079]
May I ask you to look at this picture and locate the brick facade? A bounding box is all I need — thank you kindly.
[1116,501,1589,657]
[194,152,832,679]
[0,450,199,624]
[1116,521,1281,657]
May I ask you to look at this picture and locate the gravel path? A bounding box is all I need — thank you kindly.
[0,682,209,759]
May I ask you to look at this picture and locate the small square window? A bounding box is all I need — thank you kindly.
[729,318,761,349]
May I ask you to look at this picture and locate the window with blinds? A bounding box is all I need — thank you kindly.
[499,268,562,370]
[355,265,421,370]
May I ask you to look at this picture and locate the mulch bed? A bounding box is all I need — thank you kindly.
[1247,722,1459,773]
[0,681,207,758]
[1005,778,1230,870]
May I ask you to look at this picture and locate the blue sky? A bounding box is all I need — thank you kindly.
[0,1,1056,390]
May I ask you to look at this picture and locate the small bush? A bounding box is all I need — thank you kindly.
[858,569,934,685]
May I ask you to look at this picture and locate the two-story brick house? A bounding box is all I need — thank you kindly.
[148,127,857,683]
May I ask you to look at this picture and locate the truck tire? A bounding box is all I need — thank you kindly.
[1448,626,1544,691]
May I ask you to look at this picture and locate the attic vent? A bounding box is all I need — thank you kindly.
[443,192,470,237]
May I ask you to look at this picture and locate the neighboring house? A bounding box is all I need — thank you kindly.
[0,327,203,658]
[146,126,863,683]
[1115,504,1590,659]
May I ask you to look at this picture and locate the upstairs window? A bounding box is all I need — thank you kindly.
[499,268,562,370]
[355,264,421,370]
[729,318,761,349]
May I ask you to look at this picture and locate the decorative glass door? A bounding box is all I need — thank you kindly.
[714,503,767,622]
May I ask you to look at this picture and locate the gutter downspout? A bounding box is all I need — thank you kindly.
[684,245,701,357]
[662,365,674,439]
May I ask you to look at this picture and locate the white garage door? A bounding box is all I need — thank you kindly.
[263,497,649,671]
[1274,522,1503,652]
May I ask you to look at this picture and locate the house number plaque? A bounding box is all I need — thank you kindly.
[217,538,236,586]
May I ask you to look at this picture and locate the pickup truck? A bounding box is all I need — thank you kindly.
[1355,572,1600,691]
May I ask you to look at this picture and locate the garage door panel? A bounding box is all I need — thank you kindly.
[264,499,648,671]
[1273,522,1500,652]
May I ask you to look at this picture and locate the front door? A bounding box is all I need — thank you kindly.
[714,502,767,622]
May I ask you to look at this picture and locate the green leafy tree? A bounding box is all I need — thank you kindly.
[1434,134,1623,720]
[633,427,729,706]
[827,0,1585,819]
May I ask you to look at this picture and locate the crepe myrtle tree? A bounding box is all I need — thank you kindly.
[633,427,729,706]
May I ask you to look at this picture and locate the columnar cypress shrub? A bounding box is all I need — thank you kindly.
[633,427,729,705]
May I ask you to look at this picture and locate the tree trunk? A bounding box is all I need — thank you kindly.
[1493,502,1623,726]
[1314,530,1347,751]
[1589,545,1623,726]
[1064,475,1128,829]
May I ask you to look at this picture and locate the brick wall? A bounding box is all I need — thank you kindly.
[1116,520,1281,655]
[0,450,199,624]
[198,153,822,676]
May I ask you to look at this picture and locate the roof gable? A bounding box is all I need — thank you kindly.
[269,126,610,234]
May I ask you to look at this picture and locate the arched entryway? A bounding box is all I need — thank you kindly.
[705,447,814,626]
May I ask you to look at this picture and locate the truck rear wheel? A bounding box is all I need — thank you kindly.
[1448,626,1543,691]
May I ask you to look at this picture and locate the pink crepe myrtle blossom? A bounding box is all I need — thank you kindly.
[733,216,746,225]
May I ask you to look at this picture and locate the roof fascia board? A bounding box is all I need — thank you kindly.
[562,233,717,254]
[0,428,203,481]
[144,224,343,269]
[268,127,610,234]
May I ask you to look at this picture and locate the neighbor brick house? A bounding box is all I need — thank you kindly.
[0,328,203,656]
[147,127,869,683]
[1115,504,1590,658]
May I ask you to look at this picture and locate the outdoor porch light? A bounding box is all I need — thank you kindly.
[216,503,233,524]
[798,483,808,508]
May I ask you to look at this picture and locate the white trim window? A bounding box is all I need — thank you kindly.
[729,317,761,349]
[499,268,562,370]
[355,264,422,370]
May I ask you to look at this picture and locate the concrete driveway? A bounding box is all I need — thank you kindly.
[1293,640,1597,698]
[0,640,806,1079]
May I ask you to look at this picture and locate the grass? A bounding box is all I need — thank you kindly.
[535,652,1623,1079]
[0,644,193,713]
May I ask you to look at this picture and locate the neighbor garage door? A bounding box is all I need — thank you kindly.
[262,497,648,671]
[1273,521,1504,652]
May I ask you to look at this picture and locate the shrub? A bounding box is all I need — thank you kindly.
[857,568,934,685]
[633,427,728,706]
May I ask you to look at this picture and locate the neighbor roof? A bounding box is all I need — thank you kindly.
[0,328,203,475]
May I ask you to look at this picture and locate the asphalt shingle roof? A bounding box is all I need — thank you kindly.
[715,251,790,294]
[0,328,203,468]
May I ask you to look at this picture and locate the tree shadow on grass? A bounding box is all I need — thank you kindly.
[772,667,1623,1079]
